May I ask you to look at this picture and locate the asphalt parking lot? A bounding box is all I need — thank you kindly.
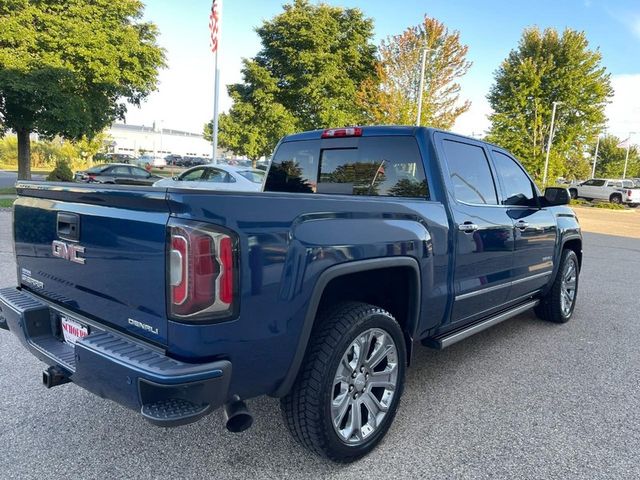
[1,210,639,479]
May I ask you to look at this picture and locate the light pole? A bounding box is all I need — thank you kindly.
[416,47,435,127]
[542,101,562,187]
[623,132,637,179]
[591,134,601,179]
[416,48,428,126]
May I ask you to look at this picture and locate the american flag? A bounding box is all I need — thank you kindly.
[617,138,631,148]
[209,0,220,54]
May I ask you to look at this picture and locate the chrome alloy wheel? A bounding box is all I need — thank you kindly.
[560,257,578,317]
[330,328,399,445]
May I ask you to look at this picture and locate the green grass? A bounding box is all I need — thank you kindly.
[0,199,14,208]
[0,187,16,195]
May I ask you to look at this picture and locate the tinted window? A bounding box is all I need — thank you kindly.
[265,140,319,193]
[492,151,537,206]
[180,168,206,181]
[442,140,497,205]
[317,137,428,198]
[583,179,606,186]
[265,137,428,198]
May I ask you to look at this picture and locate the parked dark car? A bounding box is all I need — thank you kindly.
[74,163,162,185]
[2,126,581,462]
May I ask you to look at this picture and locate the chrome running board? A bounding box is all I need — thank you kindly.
[423,299,539,350]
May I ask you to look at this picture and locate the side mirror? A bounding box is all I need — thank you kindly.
[172,176,178,180]
[543,187,570,206]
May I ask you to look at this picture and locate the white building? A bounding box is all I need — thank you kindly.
[107,123,221,159]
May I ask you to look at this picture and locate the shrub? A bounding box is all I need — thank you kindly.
[46,159,74,182]
[594,202,626,210]
[570,199,589,206]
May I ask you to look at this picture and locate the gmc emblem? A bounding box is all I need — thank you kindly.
[52,240,86,265]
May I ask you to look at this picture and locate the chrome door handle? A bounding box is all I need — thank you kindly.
[515,220,529,230]
[458,222,479,233]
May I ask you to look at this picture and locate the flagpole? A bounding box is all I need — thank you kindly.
[212,50,220,165]
[211,0,222,165]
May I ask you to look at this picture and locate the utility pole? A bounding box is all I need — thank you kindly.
[591,134,600,179]
[415,48,429,126]
[543,101,562,187]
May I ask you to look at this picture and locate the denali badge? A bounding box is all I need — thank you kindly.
[52,240,86,264]
[128,318,159,335]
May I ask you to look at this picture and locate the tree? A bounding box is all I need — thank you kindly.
[591,135,639,178]
[357,16,472,129]
[207,0,377,163]
[0,0,165,179]
[487,27,613,184]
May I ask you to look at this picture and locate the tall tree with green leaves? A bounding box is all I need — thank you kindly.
[487,27,613,184]
[0,0,165,179]
[591,135,639,178]
[357,15,472,129]
[206,0,377,164]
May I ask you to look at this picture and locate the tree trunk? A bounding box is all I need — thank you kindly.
[17,128,32,180]
[251,158,258,169]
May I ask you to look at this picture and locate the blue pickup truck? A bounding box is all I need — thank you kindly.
[0,126,581,461]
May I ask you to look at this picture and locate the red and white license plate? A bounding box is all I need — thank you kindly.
[61,316,89,345]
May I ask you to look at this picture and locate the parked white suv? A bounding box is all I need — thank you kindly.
[569,178,640,207]
[135,154,167,169]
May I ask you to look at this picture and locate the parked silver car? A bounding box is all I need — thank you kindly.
[153,164,265,191]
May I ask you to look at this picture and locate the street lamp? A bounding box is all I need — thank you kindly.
[542,101,562,187]
[415,47,435,127]
[591,134,601,179]
[623,131,637,179]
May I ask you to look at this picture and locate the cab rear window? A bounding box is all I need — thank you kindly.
[265,137,429,199]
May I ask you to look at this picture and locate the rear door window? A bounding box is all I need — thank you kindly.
[442,140,498,205]
[203,168,232,183]
[110,166,131,175]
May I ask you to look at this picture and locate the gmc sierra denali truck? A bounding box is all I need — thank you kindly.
[0,126,581,462]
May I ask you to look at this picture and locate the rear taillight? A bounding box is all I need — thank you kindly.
[628,190,633,196]
[168,220,237,322]
[321,127,363,138]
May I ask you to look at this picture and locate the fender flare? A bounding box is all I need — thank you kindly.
[273,256,421,397]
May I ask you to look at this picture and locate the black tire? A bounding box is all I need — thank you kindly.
[535,249,580,323]
[609,194,622,204]
[569,188,578,199]
[281,302,406,462]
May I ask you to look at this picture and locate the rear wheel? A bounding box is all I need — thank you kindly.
[535,249,579,323]
[281,302,406,462]
[609,194,622,204]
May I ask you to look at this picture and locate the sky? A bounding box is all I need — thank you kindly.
[125,0,640,143]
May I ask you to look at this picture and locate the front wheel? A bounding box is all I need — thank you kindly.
[569,188,578,199]
[535,249,579,323]
[281,302,406,462]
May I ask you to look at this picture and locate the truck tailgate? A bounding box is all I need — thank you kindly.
[13,183,170,345]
